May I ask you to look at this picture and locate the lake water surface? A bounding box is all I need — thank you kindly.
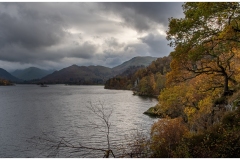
[0,85,158,157]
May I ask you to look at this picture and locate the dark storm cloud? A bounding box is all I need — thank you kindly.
[0,2,184,71]
[0,4,64,49]
[0,3,97,64]
[140,33,173,57]
[0,41,96,63]
[65,41,97,59]
[100,2,183,32]
[105,37,124,48]
[105,57,123,67]
[101,41,150,68]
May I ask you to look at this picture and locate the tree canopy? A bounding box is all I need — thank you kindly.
[152,2,240,133]
[167,2,240,96]
[146,3,240,157]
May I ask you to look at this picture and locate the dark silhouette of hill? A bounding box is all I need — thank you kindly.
[40,56,158,84]
[0,68,22,82]
[11,67,55,81]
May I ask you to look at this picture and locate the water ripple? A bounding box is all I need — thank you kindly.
[0,85,158,157]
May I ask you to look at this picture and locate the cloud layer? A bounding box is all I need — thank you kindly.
[0,2,183,71]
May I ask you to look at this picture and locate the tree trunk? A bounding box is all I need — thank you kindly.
[224,75,229,93]
[223,74,230,96]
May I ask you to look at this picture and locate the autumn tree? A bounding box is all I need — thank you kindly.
[158,72,224,131]
[138,76,148,94]
[150,117,189,157]
[155,72,166,93]
[167,2,240,96]
[151,3,240,133]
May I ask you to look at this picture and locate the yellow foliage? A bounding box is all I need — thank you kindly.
[158,83,187,116]
[198,96,213,115]
[184,107,197,124]
[159,72,222,126]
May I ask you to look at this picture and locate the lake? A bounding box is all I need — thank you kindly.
[0,85,158,157]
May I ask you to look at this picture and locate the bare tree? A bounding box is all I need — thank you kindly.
[86,101,115,158]
[28,100,152,158]
[28,100,115,158]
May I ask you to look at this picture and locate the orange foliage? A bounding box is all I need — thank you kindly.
[150,117,189,157]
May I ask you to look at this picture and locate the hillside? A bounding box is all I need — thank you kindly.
[11,67,55,81]
[88,65,113,78]
[40,56,157,85]
[0,68,22,82]
[105,56,171,95]
[112,56,158,74]
[40,65,113,84]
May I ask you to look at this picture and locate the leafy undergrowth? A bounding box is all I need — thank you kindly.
[173,107,240,158]
[147,107,240,158]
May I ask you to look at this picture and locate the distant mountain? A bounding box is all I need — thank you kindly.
[0,68,22,82]
[11,67,55,81]
[112,56,158,74]
[40,56,158,85]
[88,65,113,78]
[40,65,113,84]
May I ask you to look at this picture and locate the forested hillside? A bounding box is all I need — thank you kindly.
[139,2,240,158]
[105,56,171,96]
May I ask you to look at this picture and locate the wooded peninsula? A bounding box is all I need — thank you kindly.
[0,79,13,86]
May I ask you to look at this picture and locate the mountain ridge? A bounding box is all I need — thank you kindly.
[39,56,158,84]
[0,56,159,84]
[112,56,158,73]
[11,67,55,81]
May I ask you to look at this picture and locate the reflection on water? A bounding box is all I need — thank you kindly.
[0,85,158,157]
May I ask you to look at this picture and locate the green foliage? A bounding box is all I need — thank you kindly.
[138,77,148,93]
[155,72,166,91]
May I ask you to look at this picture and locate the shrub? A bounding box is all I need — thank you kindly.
[150,117,188,157]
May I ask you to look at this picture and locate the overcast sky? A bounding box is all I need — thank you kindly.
[0,2,184,71]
